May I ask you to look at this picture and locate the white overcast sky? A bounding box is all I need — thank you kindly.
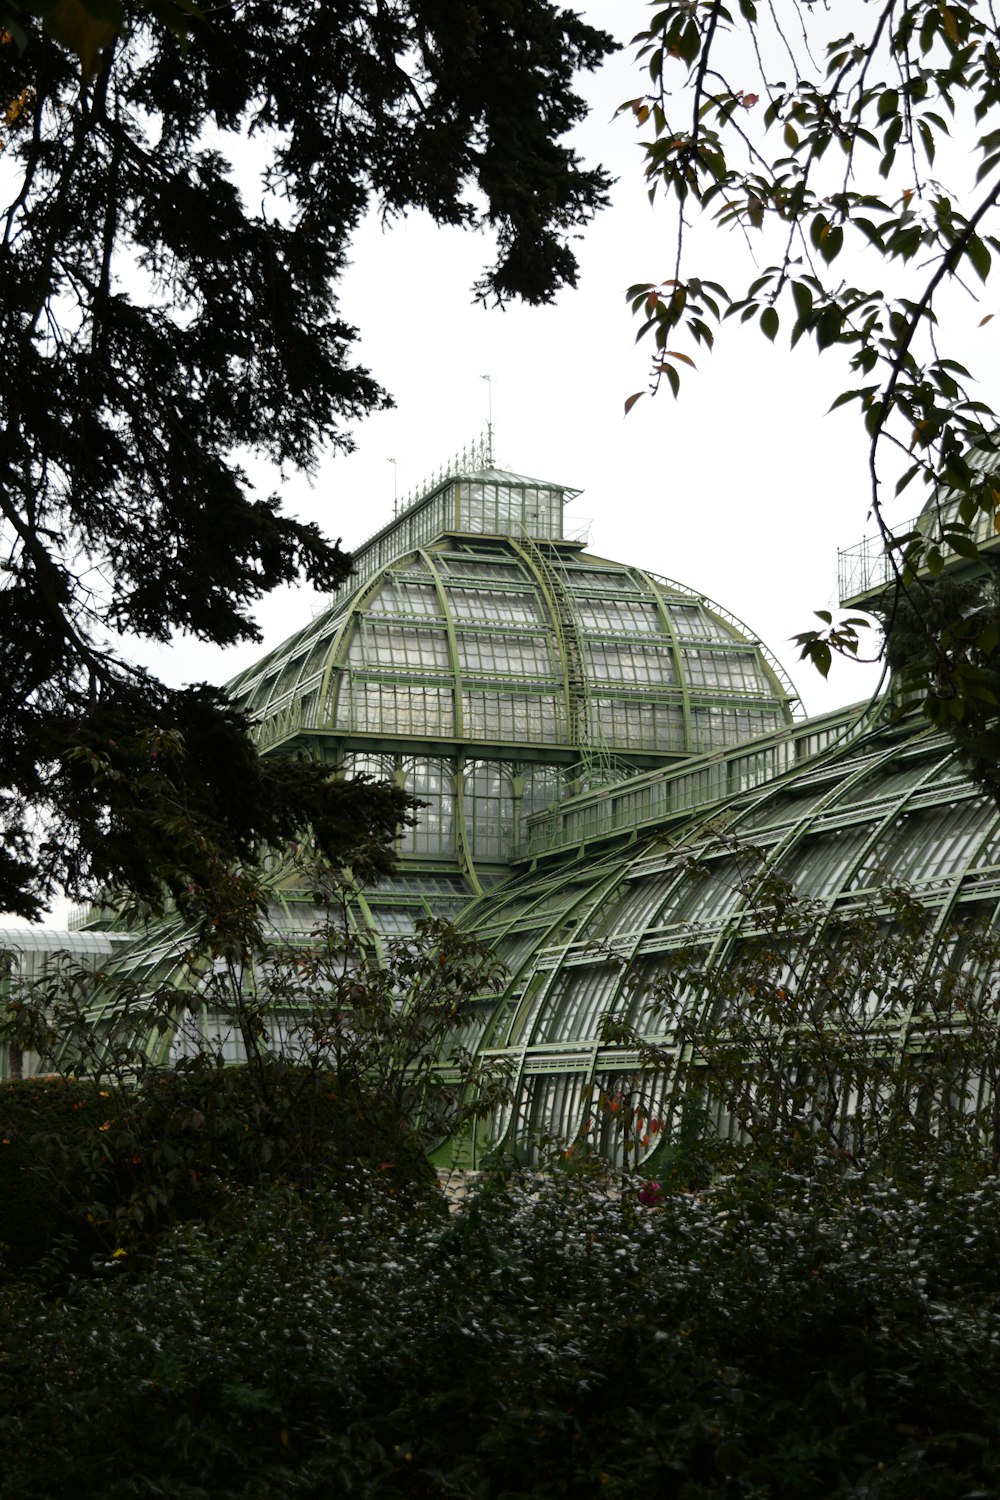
[149,0,1000,719]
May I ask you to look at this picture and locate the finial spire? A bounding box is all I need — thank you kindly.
[480,374,494,465]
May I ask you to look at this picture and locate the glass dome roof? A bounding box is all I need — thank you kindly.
[227,465,797,770]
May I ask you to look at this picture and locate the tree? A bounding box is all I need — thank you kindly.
[0,884,511,1262]
[0,2,614,919]
[623,0,1000,716]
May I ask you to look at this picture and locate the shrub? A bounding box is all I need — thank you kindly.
[2,1166,1000,1498]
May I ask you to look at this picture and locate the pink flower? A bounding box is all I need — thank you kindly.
[638,1180,664,1207]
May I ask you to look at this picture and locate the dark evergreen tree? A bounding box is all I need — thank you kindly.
[0,2,614,918]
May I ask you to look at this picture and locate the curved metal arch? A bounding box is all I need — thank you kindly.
[647,569,803,716]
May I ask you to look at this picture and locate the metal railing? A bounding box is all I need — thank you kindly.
[521,701,878,861]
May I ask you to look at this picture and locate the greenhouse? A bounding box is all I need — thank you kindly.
[3,445,999,1169]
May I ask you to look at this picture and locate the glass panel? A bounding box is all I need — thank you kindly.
[574,598,661,634]
[456,632,555,678]
[367,580,442,618]
[590,871,682,938]
[515,1072,589,1155]
[349,623,451,672]
[520,764,566,818]
[443,558,526,581]
[400,760,455,857]
[341,681,455,737]
[690,706,783,751]
[682,649,770,693]
[667,604,734,643]
[833,759,930,807]
[785,825,874,898]
[463,761,515,860]
[657,859,744,926]
[585,641,676,685]
[563,567,641,593]
[854,801,990,889]
[591,1068,673,1166]
[462,690,562,741]
[591,698,685,753]
[447,588,541,625]
[533,963,621,1042]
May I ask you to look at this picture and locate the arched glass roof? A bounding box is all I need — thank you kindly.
[453,705,1000,1167]
[227,527,797,768]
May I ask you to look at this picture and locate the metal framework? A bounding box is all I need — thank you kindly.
[453,708,1000,1168]
[9,450,998,1164]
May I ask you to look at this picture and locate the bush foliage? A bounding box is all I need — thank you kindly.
[4,879,1000,1493]
[3,1164,1000,1498]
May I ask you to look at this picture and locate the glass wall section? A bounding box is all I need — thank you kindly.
[462,689,562,743]
[338,680,455,738]
[291,634,338,701]
[456,631,554,678]
[851,800,991,891]
[532,963,622,1042]
[348,622,450,671]
[655,856,746,928]
[463,761,515,861]
[457,479,563,539]
[563,566,641,593]
[682,649,772,694]
[590,697,685,754]
[780,825,876,900]
[588,870,682,939]
[344,751,397,782]
[447,588,541,626]
[590,1068,673,1166]
[367,579,443,619]
[690,705,786,751]
[834,757,931,807]
[520,765,566,819]
[665,603,735,642]
[573,597,661,634]
[585,640,677,686]
[740,778,841,832]
[513,1071,590,1154]
[400,758,455,858]
[441,557,528,582]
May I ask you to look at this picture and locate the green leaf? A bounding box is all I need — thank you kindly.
[818,224,843,264]
[816,305,843,349]
[810,641,832,678]
[977,623,1000,655]
[877,88,899,120]
[760,306,779,341]
[945,533,980,560]
[967,235,992,283]
[791,281,813,324]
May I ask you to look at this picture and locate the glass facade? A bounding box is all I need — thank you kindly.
[35,452,989,1164]
[457,708,1000,1167]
